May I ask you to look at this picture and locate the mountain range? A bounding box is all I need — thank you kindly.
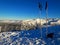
[0,18,60,32]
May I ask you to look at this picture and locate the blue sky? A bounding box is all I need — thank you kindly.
[0,0,60,20]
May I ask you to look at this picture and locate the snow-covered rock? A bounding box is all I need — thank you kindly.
[50,19,60,25]
[57,20,60,24]
[36,18,47,25]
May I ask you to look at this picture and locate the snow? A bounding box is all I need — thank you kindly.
[57,20,60,24]
[0,18,60,31]
[0,25,60,45]
[36,40,40,44]
[36,18,47,25]
[0,18,60,45]
[57,38,60,40]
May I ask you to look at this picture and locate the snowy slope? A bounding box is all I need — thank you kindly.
[0,25,60,45]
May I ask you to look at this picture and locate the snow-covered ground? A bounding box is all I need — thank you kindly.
[0,18,60,45]
[0,25,60,45]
